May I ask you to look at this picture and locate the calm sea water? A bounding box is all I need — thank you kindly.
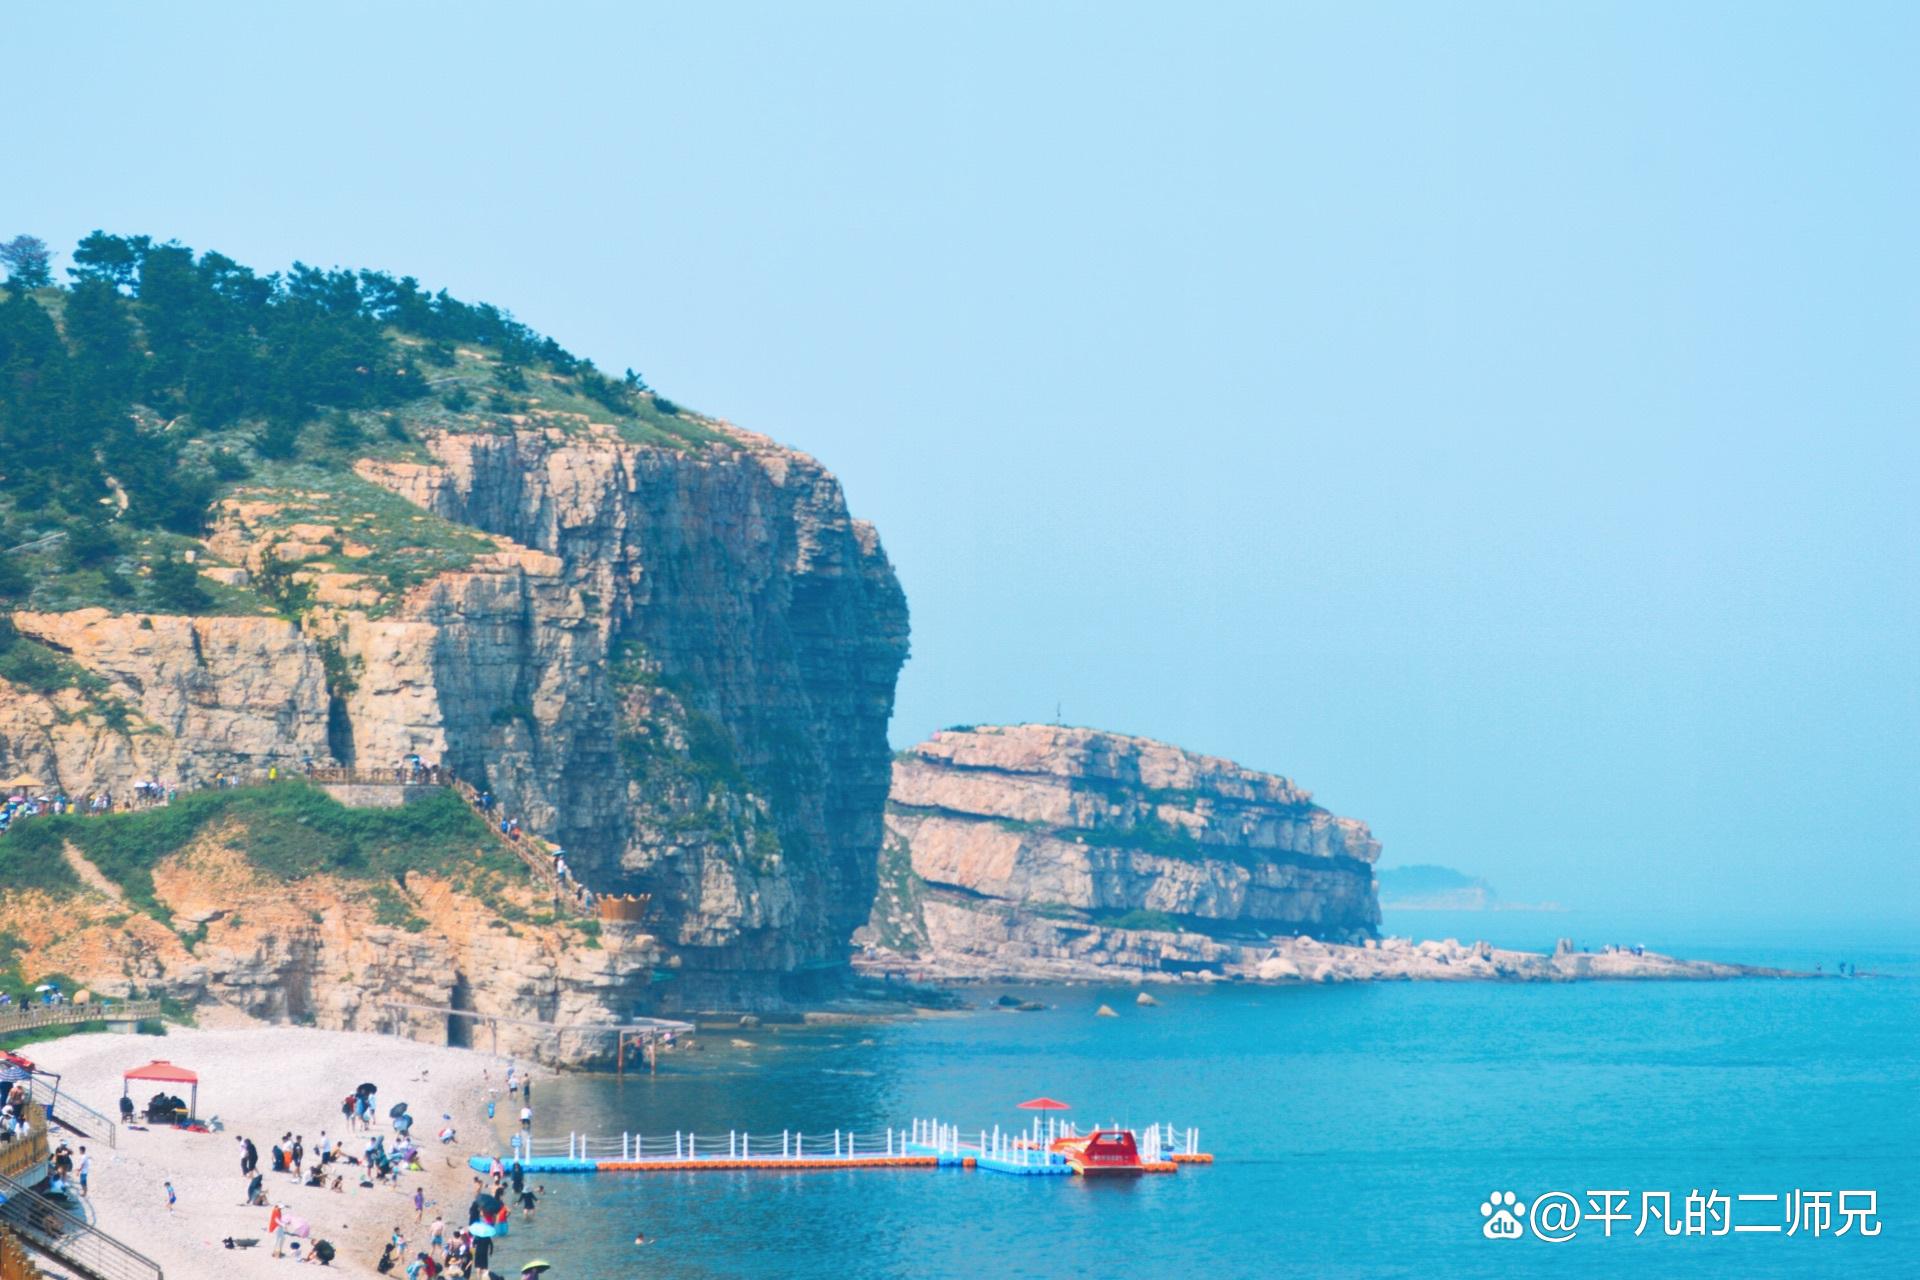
[480,933,1916,1280]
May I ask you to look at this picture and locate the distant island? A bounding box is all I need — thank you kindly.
[1377,863,1562,912]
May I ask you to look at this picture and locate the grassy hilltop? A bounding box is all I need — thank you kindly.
[0,231,714,641]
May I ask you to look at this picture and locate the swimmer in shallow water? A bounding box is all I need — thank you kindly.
[634,1231,653,1246]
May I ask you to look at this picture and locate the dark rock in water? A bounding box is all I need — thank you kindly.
[1135,991,1159,1006]
[1015,1000,1045,1012]
[995,995,1023,1008]
[1095,1003,1119,1018]
[739,1014,761,1028]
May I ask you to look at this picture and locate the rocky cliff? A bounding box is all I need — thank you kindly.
[863,725,1382,977]
[862,725,1789,986]
[0,805,660,1066]
[0,420,908,1018]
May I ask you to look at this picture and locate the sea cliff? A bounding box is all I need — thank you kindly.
[861,725,1785,984]
[864,724,1382,972]
[0,420,908,1036]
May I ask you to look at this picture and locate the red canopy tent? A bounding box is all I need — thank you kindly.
[1016,1097,1070,1111]
[123,1060,198,1121]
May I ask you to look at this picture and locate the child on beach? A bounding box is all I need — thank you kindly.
[413,1185,426,1220]
[164,1180,176,1213]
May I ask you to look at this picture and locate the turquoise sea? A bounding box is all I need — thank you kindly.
[481,925,1915,1279]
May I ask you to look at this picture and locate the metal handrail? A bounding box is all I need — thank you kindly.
[42,1090,117,1151]
[0,1167,162,1280]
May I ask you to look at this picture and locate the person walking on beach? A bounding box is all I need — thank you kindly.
[164,1180,176,1213]
[520,1104,533,1132]
[77,1147,89,1197]
[241,1135,258,1175]
[413,1185,427,1221]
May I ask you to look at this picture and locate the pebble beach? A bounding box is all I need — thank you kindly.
[25,1020,508,1278]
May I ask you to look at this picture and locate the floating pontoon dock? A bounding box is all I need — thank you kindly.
[471,1116,1208,1177]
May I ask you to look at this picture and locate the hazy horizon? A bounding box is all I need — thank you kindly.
[6,2,1914,927]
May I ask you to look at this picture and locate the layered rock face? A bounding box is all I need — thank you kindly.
[1,836,661,1067]
[866,725,1382,977]
[0,424,908,1014]
[353,427,909,1005]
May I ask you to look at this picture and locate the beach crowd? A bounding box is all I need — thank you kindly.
[208,1069,555,1277]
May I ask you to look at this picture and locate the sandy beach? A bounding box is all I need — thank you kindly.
[25,1019,509,1278]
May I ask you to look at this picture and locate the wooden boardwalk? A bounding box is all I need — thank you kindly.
[0,1001,159,1040]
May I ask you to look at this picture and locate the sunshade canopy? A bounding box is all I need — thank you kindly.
[125,1060,198,1084]
[1017,1097,1071,1110]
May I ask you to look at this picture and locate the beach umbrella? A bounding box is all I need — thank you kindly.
[2,776,44,791]
[519,1263,553,1276]
[389,1102,408,1118]
[32,984,54,993]
[1016,1097,1070,1110]
[356,1082,378,1097]
[472,1192,504,1217]
[284,1216,311,1238]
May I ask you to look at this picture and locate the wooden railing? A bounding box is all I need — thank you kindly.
[0,1002,159,1041]
[304,765,450,787]
[0,1228,47,1280]
[0,1105,47,1185]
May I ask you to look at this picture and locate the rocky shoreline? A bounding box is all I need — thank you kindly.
[855,929,1806,986]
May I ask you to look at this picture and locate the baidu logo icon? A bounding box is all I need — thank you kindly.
[1480,1190,1526,1239]
[1475,1185,1881,1244]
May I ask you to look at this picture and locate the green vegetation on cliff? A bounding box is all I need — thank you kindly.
[0,231,716,618]
[0,781,517,919]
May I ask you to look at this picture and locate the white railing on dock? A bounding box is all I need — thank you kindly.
[507,1129,920,1162]
[495,1118,1199,1165]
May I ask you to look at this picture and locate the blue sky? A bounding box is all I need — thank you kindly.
[6,2,1914,926]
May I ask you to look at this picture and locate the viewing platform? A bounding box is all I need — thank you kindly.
[306,765,448,809]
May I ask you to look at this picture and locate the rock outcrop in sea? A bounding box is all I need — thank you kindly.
[861,724,1785,985]
[863,724,1382,972]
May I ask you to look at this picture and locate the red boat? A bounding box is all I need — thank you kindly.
[1050,1128,1146,1176]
